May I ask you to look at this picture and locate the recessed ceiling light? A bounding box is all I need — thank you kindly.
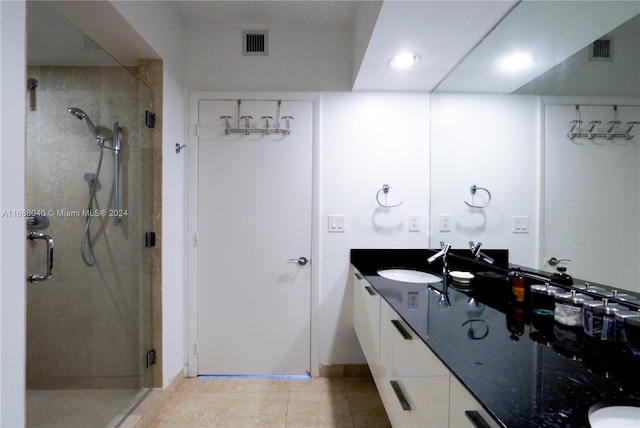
[499,52,532,72]
[390,52,419,69]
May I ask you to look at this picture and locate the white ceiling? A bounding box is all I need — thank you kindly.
[172,0,360,30]
[171,0,640,94]
[30,0,640,95]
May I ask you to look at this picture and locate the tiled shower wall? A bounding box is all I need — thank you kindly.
[25,65,154,389]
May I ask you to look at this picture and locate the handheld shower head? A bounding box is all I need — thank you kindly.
[68,107,100,140]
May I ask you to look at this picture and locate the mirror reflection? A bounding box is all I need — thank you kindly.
[430,1,640,294]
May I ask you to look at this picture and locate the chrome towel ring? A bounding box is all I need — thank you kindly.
[376,184,403,208]
[464,185,492,209]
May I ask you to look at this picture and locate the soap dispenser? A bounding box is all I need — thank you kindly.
[551,266,573,286]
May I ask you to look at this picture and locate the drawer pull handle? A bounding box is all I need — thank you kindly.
[391,319,412,340]
[354,272,363,280]
[364,286,377,296]
[465,410,491,428]
[390,380,411,411]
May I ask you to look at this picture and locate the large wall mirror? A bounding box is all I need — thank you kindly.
[430,1,640,293]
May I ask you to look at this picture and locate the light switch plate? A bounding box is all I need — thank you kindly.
[328,214,346,233]
[512,215,529,233]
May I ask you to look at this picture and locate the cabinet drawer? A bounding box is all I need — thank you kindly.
[449,375,500,428]
[352,266,381,374]
[390,317,449,377]
[379,376,450,428]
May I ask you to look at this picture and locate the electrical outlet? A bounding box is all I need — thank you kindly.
[439,214,451,232]
[408,292,419,310]
[409,214,420,232]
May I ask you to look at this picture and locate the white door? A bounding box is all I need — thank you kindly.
[543,104,640,289]
[196,99,312,375]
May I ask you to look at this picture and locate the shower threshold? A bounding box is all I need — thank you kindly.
[26,387,151,428]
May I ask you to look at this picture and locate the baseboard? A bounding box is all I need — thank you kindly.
[318,364,371,378]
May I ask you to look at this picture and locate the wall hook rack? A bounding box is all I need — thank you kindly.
[376,184,403,208]
[464,185,492,209]
[567,105,638,141]
[220,100,293,136]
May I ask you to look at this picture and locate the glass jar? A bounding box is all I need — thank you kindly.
[592,299,624,341]
[554,290,587,328]
[574,282,606,295]
[615,309,640,354]
[530,283,561,335]
[582,298,601,337]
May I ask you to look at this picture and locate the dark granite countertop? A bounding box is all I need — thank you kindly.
[351,249,640,428]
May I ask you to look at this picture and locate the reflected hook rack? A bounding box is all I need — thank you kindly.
[464,185,492,209]
[376,184,403,208]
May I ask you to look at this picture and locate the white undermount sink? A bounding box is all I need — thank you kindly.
[589,404,640,428]
[377,269,442,284]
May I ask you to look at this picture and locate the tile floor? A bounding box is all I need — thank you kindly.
[142,376,391,428]
[26,388,145,427]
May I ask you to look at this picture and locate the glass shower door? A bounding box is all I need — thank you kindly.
[25,2,154,426]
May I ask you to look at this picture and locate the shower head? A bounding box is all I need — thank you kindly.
[83,172,96,188]
[68,107,100,140]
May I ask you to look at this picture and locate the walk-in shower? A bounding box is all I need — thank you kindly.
[25,2,154,427]
[68,107,123,266]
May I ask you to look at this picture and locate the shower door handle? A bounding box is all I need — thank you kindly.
[27,232,54,283]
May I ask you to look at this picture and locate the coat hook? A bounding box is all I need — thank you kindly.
[376,184,403,208]
[175,143,186,154]
[464,185,491,209]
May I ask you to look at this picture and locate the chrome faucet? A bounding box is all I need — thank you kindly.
[427,241,452,308]
[427,241,451,277]
[469,241,494,264]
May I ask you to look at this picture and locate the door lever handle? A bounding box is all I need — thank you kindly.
[288,257,309,266]
[27,232,54,283]
[547,257,571,266]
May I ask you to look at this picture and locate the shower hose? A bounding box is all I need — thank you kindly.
[81,146,104,267]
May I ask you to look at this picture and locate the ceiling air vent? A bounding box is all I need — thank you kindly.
[243,30,268,56]
[589,37,613,62]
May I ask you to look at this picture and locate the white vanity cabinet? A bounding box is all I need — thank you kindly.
[351,265,499,428]
[450,375,501,428]
[378,298,450,427]
[351,266,381,377]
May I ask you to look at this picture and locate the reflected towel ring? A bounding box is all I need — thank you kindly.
[462,319,489,340]
[376,184,403,208]
[464,185,492,209]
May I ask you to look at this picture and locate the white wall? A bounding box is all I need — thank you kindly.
[187,25,352,91]
[0,1,26,426]
[318,92,431,363]
[111,1,188,387]
[430,93,540,267]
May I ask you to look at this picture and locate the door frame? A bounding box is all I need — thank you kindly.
[185,91,320,378]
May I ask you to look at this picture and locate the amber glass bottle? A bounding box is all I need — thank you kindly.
[508,269,526,304]
[550,266,573,286]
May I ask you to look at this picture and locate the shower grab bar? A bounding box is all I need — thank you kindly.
[27,232,54,283]
[113,121,122,225]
